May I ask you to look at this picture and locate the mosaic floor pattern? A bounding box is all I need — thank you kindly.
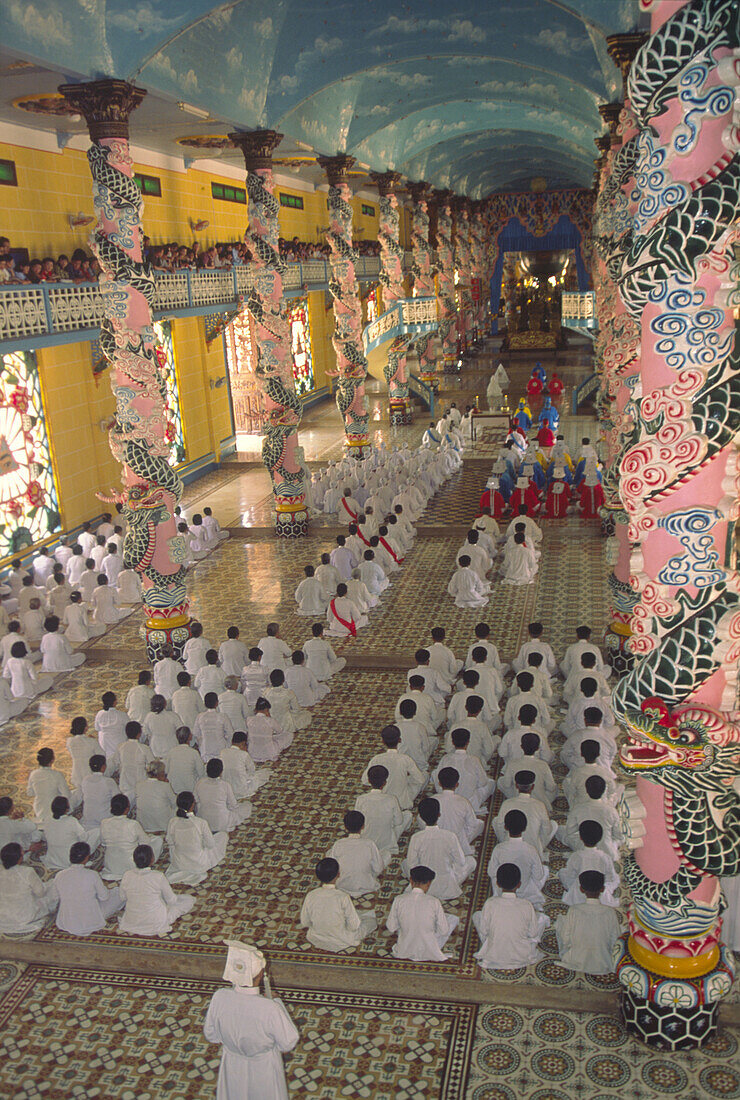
[0,966,476,1100]
[467,1003,740,1100]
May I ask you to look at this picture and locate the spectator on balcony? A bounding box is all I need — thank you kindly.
[68,250,93,284]
[55,254,70,280]
[40,258,57,282]
[0,257,11,284]
[27,260,44,284]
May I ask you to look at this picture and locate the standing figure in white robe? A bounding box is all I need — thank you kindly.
[300,858,377,952]
[448,558,490,609]
[203,941,299,1100]
[386,867,459,961]
[118,844,195,936]
[295,566,327,616]
[327,811,384,897]
[166,792,228,885]
[52,843,123,935]
[474,867,549,970]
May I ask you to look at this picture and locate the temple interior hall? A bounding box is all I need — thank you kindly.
[0,0,739,1097]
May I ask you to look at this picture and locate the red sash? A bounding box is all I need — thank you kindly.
[379,537,403,564]
[341,498,358,522]
[330,598,357,636]
[356,529,371,547]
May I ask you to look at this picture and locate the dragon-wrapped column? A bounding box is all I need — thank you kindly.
[469,202,487,341]
[230,130,308,537]
[408,182,439,392]
[59,79,190,660]
[318,155,370,459]
[372,171,412,426]
[453,199,474,356]
[433,190,459,374]
[610,0,740,1049]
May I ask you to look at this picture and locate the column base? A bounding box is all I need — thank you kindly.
[442,355,460,374]
[389,397,413,426]
[275,507,309,538]
[621,990,719,1051]
[344,437,371,460]
[144,614,191,662]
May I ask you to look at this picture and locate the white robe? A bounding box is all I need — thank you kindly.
[501,543,538,585]
[560,847,620,907]
[218,639,250,678]
[361,749,425,811]
[203,986,298,1100]
[354,789,409,860]
[183,636,212,675]
[474,894,548,969]
[4,655,53,701]
[295,577,327,616]
[52,864,122,935]
[171,685,205,730]
[327,835,384,896]
[257,636,291,674]
[264,685,310,734]
[433,749,494,814]
[447,566,489,609]
[92,585,129,624]
[125,684,156,726]
[241,662,270,705]
[494,794,556,861]
[135,778,177,833]
[220,745,270,800]
[247,714,292,763]
[487,837,547,908]
[164,743,206,795]
[194,776,250,832]
[386,887,458,961]
[402,825,475,900]
[284,665,329,707]
[357,560,389,596]
[118,867,195,936]
[81,773,121,829]
[42,815,100,871]
[27,766,74,821]
[66,734,100,788]
[300,883,376,952]
[326,595,368,637]
[555,898,621,974]
[0,864,56,932]
[166,812,228,885]
[100,816,164,879]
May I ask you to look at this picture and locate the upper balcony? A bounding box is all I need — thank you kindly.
[0,253,415,353]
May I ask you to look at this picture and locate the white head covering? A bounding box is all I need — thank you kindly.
[493,460,506,474]
[553,466,566,479]
[222,940,266,987]
[584,463,600,487]
[516,476,529,489]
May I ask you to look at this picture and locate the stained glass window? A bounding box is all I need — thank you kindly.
[0,351,60,557]
[224,309,266,434]
[287,298,315,396]
[153,320,187,465]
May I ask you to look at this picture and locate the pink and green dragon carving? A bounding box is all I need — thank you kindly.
[434,193,458,363]
[376,177,411,408]
[230,131,307,536]
[320,156,369,452]
[409,185,437,372]
[606,0,740,1045]
[60,80,189,658]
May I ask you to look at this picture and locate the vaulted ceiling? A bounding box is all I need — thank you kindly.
[0,0,643,197]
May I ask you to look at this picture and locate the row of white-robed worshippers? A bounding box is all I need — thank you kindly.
[0,434,460,941]
[447,506,541,608]
[293,483,629,976]
[0,504,231,724]
[295,438,462,633]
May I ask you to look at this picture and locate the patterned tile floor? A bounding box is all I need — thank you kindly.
[1,341,735,1097]
[0,966,475,1099]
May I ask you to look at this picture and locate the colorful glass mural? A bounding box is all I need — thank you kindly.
[0,351,60,558]
[224,309,266,434]
[152,320,186,465]
[287,298,315,397]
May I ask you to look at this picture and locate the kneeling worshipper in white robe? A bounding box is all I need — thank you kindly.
[487,809,548,909]
[326,810,384,897]
[41,796,100,871]
[135,761,177,834]
[52,840,122,935]
[203,940,299,1100]
[402,798,476,901]
[501,532,538,586]
[100,795,164,880]
[0,842,56,933]
[300,857,377,952]
[195,759,251,833]
[265,669,311,733]
[5,640,54,703]
[386,865,459,961]
[448,555,490,609]
[295,565,327,617]
[361,726,426,811]
[555,870,622,974]
[92,575,129,624]
[165,791,228,886]
[474,863,549,970]
[559,830,620,908]
[347,570,375,614]
[118,843,195,936]
[354,765,410,864]
[285,650,329,707]
[357,549,389,598]
[220,732,271,801]
[326,583,368,638]
[39,615,85,673]
[247,699,293,763]
[302,622,346,681]
[63,592,106,644]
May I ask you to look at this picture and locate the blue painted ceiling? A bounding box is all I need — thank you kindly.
[0,0,642,196]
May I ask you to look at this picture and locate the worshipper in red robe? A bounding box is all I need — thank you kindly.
[509,477,541,517]
[544,479,570,519]
[537,425,556,448]
[480,479,508,518]
[526,373,543,399]
[549,373,564,398]
[578,466,605,518]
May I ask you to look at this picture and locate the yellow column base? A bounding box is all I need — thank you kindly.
[628,935,720,979]
[145,614,190,630]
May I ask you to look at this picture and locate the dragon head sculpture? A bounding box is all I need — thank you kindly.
[620,697,740,795]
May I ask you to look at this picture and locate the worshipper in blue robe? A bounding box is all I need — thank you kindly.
[513,400,531,431]
[538,398,559,431]
[532,361,547,383]
[546,459,574,486]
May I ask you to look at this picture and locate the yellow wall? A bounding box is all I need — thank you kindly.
[0,138,383,537]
